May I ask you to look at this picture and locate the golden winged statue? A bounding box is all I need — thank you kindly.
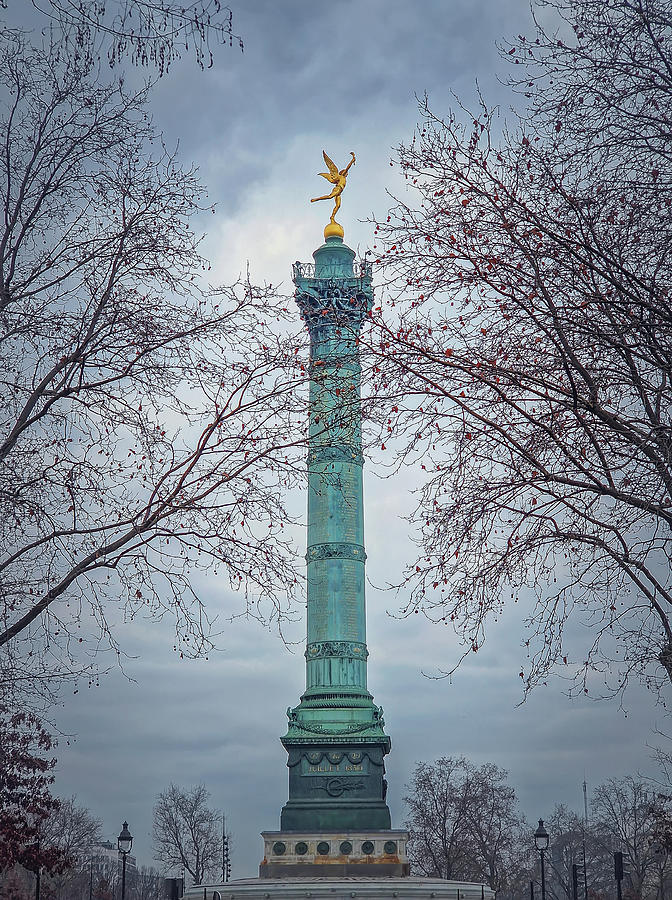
[311,150,356,231]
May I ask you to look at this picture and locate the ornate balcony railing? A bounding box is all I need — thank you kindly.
[292,259,373,281]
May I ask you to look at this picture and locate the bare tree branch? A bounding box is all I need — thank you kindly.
[365,0,672,700]
[0,28,309,712]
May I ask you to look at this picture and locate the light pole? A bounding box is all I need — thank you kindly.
[222,813,231,883]
[34,850,40,900]
[24,838,41,900]
[117,821,133,900]
[535,819,549,900]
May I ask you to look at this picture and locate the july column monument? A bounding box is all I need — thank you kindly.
[259,152,409,878]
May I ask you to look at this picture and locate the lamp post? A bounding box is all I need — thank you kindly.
[34,853,40,900]
[535,819,549,900]
[23,838,41,900]
[117,821,133,900]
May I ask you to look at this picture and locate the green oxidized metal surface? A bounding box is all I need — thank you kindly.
[279,235,391,832]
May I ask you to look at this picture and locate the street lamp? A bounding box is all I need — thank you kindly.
[534,819,549,900]
[33,840,41,900]
[117,821,133,900]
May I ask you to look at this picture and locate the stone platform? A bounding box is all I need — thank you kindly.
[259,831,409,878]
[184,876,494,900]
[184,876,495,900]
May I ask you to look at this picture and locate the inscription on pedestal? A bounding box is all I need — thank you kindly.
[300,756,369,776]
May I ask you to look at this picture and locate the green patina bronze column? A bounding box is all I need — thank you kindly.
[259,154,408,881]
[278,154,391,835]
[297,239,373,705]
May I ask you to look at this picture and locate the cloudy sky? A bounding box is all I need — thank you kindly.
[8,0,669,880]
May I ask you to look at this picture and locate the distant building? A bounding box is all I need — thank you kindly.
[80,839,138,885]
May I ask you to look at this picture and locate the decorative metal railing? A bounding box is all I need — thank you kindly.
[293,259,373,281]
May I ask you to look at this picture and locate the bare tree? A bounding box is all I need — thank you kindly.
[41,796,101,859]
[4,1,243,73]
[93,875,117,900]
[541,804,612,900]
[464,762,528,893]
[404,757,473,880]
[38,797,101,900]
[152,784,221,886]
[367,0,672,698]
[403,757,525,889]
[132,866,165,900]
[0,869,32,900]
[0,27,306,710]
[591,777,662,900]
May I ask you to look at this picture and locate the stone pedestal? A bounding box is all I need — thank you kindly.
[279,744,391,833]
[259,831,409,878]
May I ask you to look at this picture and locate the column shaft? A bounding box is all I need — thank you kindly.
[305,323,367,694]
